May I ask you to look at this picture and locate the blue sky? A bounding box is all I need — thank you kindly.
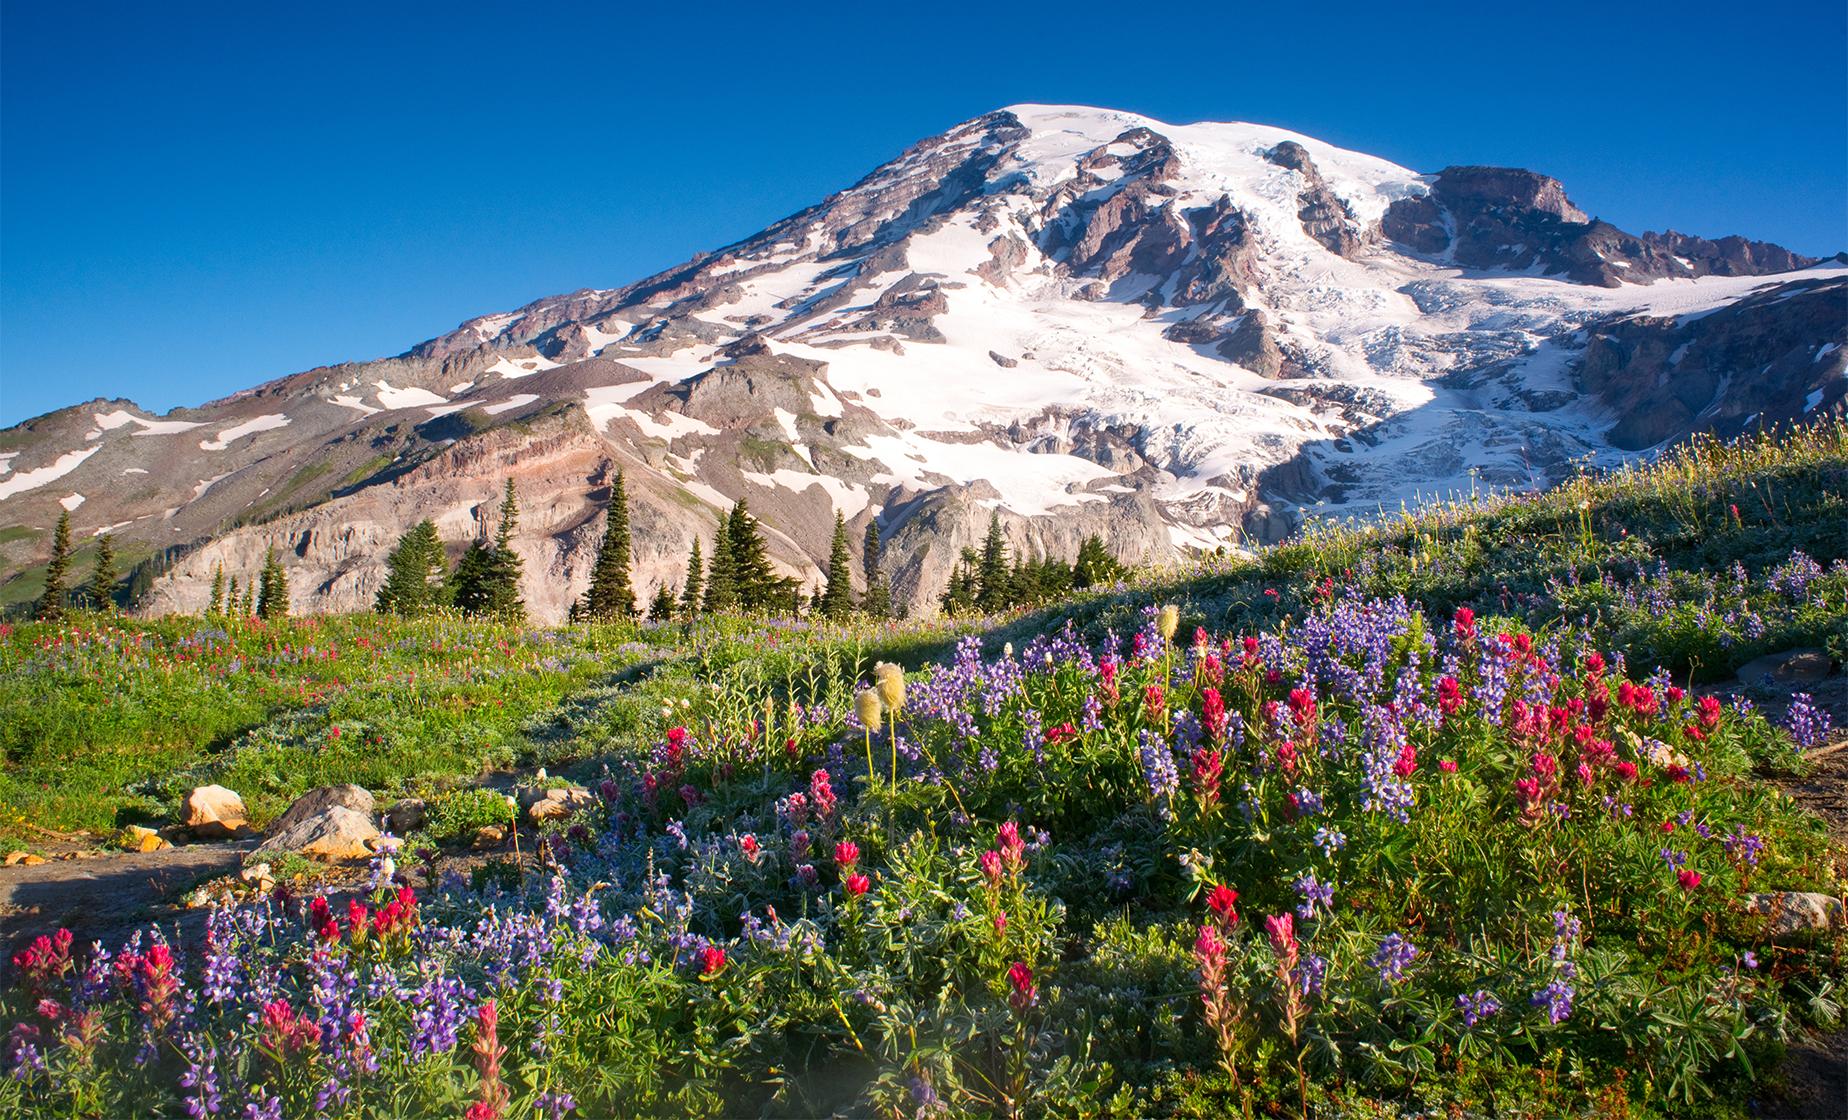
[2,0,1843,425]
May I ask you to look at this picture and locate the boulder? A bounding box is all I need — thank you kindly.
[1745,891,1845,938]
[257,806,380,861]
[472,825,507,850]
[384,798,427,835]
[4,850,44,867]
[527,787,597,824]
[271,785,375,836]
[182,785,249,839]
[1736,648,1833,686]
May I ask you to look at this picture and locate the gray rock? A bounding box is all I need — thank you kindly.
[1736,648,1833,686]
[1745,891,1845,937]
[256,807,380,861]
[270,785,375,837]
[384,798,427,835]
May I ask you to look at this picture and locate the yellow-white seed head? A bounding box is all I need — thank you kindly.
[1158,604,1179,641]
[873,661,905,712]
[855,687,885,728]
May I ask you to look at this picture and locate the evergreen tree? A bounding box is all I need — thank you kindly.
[226,576,240,616]
[376,520,447,617]
[449,542,496,616]
[725,500,776,610]
[208,564,227,615]
[819,511,855,618]
[88,533,117,610]
[940,546,980,616]
[975,512,1011,612]
[242,582,256,617]
[480,479,526,622]
[679,538,705,615]
[647,583,677,622]
[581,471,637,619]
[702,517,737,612]
[256,548,289,619]
[1073,534,1124,589]
[860,520,890,618]
[36,511,72,621]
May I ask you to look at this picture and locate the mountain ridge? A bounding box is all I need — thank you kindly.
[2,104,1842,619]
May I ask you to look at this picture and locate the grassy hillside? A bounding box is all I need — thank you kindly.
[0,422,1843,1119]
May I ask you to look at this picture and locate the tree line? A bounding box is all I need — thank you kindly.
[33,476,1127,624]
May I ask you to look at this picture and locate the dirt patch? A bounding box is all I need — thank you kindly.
[0,839,257,954]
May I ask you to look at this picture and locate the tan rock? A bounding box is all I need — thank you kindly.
[256,806,380,861]
[121,825,169,853]
[3,850,44,867]
[527,787,597,824]
[271,785,375,835]
[472,825,507,850]
[1745,891,1845,937]
[182,785,249,839]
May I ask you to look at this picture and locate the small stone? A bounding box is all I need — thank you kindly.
[239,862,272,883]
[472,825,507,850]
[4,850,44,867]
[527,788,596,824]
[121,825,169,853]
[182,785,249,839]
[1745,891,1845,937]
[384,798,427,835]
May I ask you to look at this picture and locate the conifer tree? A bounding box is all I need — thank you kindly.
[582,471,636,619]
[241,582,256,617]
[87,533,117,610]
[647,584,677,622]
[36,511,72,622]
[975,512,1011,612]
[819,511,855,618]
[702,517,736,612]
[209,564,227,616]
[256,548,289,619]
[725,500,776,610]
[377,520,446,617]
[860,520,890,619]
[940,546,980,616]
[449,542,495,616]
[679,538,705,615]
[227,575,240,616]
[1073,534,1124,589]
[481,479,526,621]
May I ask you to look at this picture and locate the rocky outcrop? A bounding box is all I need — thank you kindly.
[1577,276,1846,449]
[1382,166,1818,287]
[182,785,249,840]
[1264,142,1361,258]
[257,806,380,861]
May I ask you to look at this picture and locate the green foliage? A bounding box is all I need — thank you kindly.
[819,510,855,618]
[375,519,447,617]
[581,471,637,620]
[861,519,890,619]
[35,511,70,622]
[422,787,516,843]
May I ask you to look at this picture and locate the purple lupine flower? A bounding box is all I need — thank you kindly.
[1293,873,1335,920]
[1531,978,1575,1024]
[1784,693,1833,749]
[1294,954,1328,996]
[1370,933,1418,983]
[242,1093,283,1120]
[538,1090,578,1118]
[1313,826,1347,858]
[1138,730,1180,819]
[1456,989,1502,1027]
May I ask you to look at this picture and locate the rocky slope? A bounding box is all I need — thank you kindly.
[1,105,1842,618]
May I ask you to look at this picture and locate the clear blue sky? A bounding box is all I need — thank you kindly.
[3,0,1843,425]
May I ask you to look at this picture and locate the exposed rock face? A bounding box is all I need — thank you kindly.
[1745,891,1845,938]
[1382,166,1821,287]
[1577,276,1847,449]
[1,105,1838,618]
[270,785,375,835]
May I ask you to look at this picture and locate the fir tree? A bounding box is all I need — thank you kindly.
[227,575,240,616]
[679,538,705,615]
[975,512,1011,612]
[376,520,447,617]
[725,500,777,610]
[940,546,980,616]
[647,583,677,622]
[702,515,737,612]
[88,533,117,610]
[36,511,72,622]
[209,564,227,616]
[449,542,496,616]
[480,479,526,622]
[860,519,890,619]
[256,548,289,619]
[1073,534,1124,589]
[819,511,855,618]
[241,582,255,617]
[581,471,637,619]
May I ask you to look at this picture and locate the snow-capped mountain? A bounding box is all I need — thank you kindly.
[3,105,1843,618]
